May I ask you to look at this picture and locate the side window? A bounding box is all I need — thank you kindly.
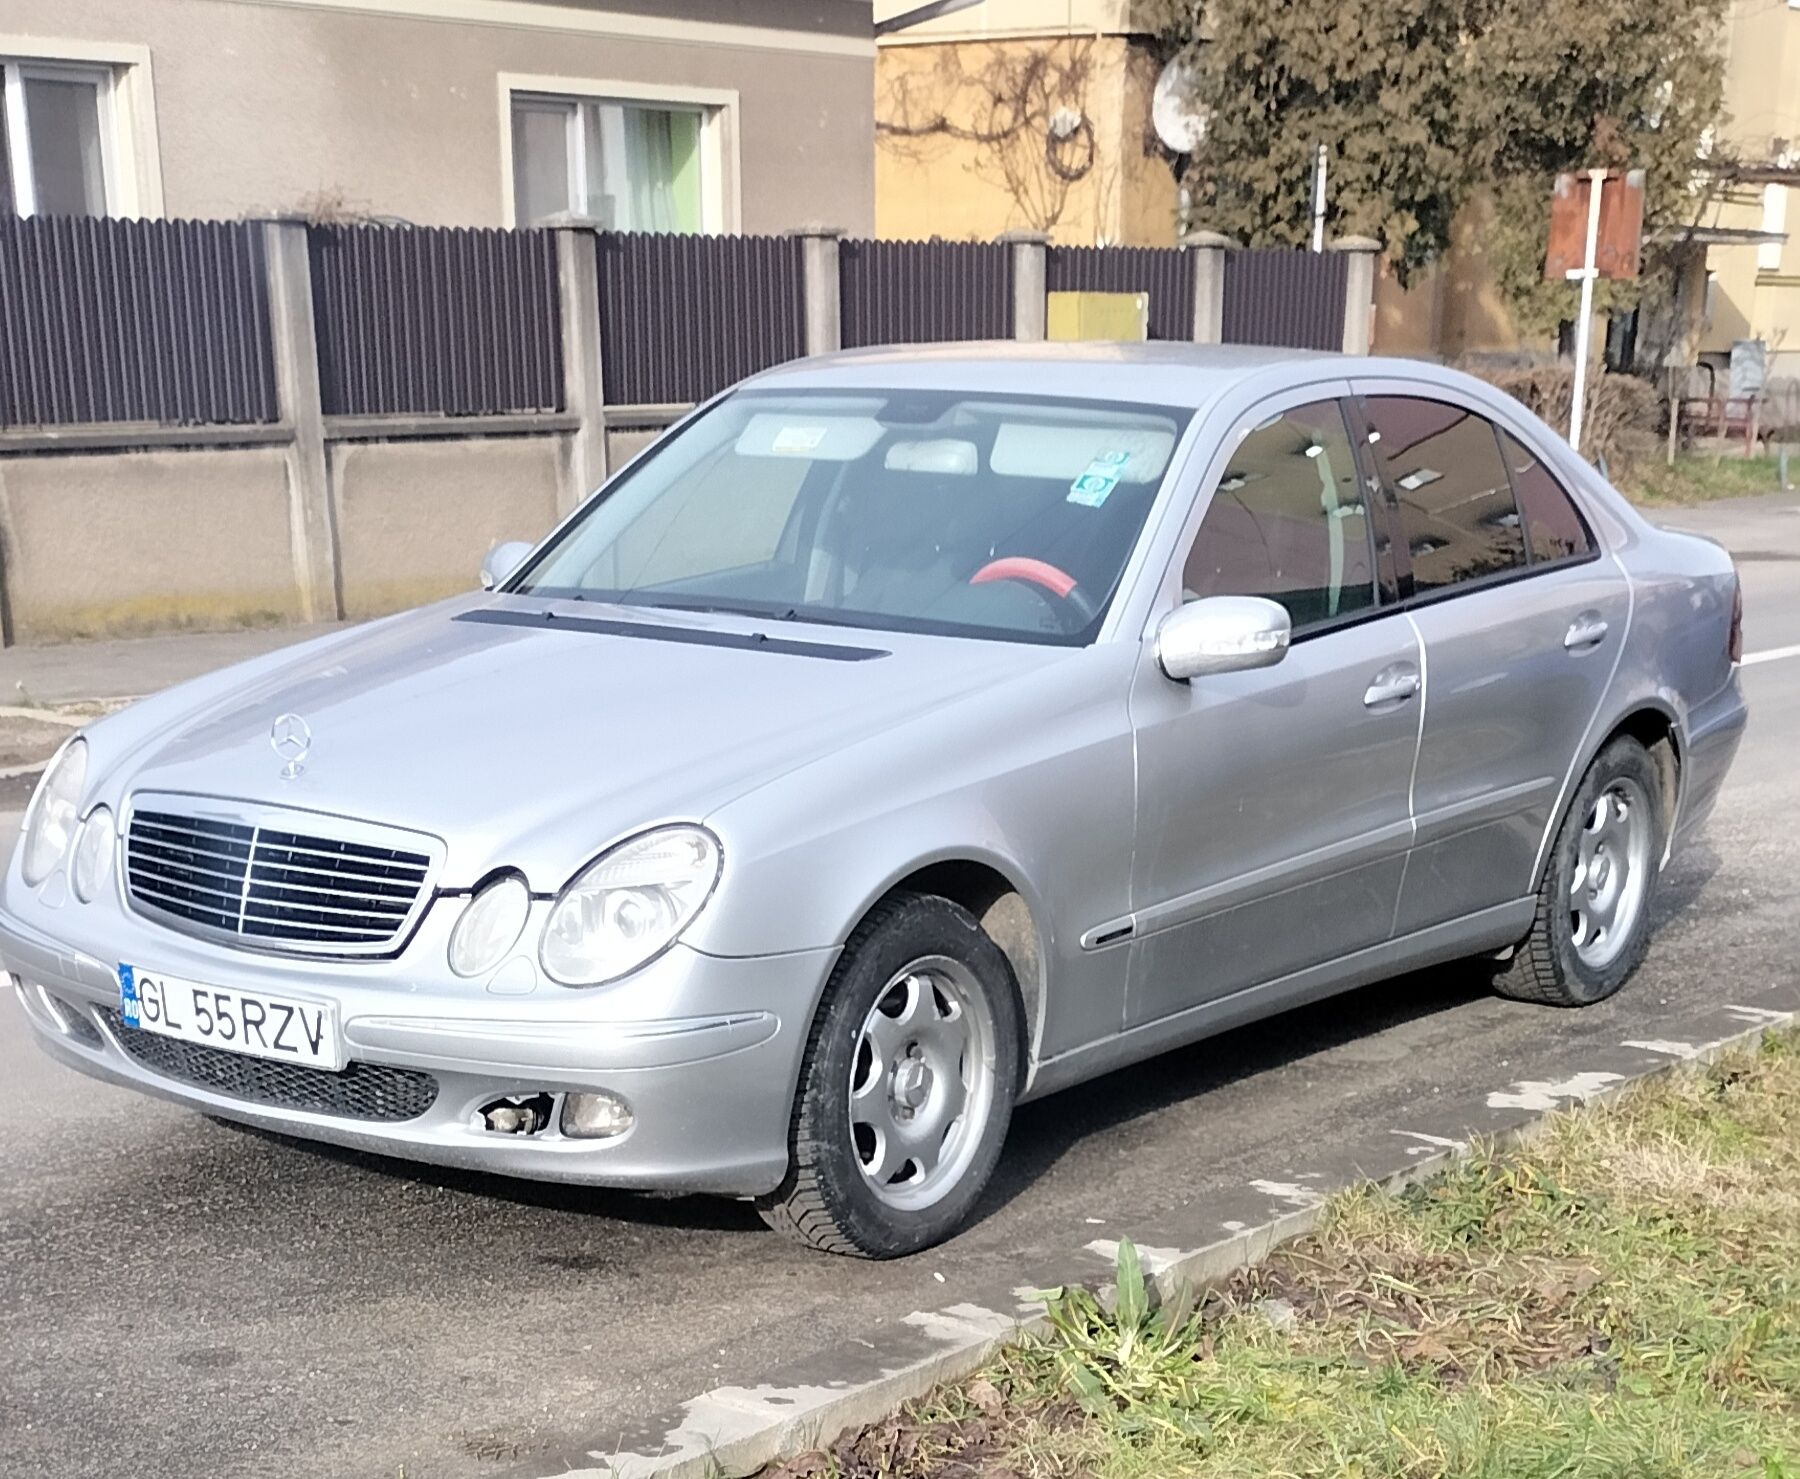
[1363,397,1525,594]
[1497,429,1595,563]
[1183,399,1375,632]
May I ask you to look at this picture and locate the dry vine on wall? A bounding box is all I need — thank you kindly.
[877,42,1103,235]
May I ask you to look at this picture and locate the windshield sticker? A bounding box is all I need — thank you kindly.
[1068,450,1131,507]
[770,425,828,456]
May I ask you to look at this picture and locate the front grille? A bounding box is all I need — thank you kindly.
[125,807,431,953]
[100,1008,439,1122]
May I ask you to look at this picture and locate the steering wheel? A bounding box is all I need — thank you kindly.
[968,557,1098,631]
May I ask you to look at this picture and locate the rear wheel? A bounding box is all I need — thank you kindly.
[757,892,1021,1258]
[1493,736,1664,1007]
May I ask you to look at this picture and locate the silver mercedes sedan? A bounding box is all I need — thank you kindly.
[3,345,1745,1257]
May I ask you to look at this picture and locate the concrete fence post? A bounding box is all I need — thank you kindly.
[998,230,1050,341]
[262,218,342,623]
[1182,230,1232,344]
[551,221,609,515]
[789,225,845,357]
[1330,236,1382,356]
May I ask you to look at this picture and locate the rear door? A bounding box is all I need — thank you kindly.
[1353,389,1629,935]
[1123,389,1421,1027]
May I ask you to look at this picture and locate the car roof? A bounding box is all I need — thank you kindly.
[745,341,1441,410]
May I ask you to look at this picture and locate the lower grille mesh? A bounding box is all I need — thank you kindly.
[100,1009,438,1123]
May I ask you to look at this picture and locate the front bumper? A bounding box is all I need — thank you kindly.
[0,890,837,1197]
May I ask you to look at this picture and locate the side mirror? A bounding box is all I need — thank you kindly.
[1155,595,1292,681]
[479,541,533,591]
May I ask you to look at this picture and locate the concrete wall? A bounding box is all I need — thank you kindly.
[0,432,585,642]
[8,0,874,235]
[331,437,564,619]
[0,447,305,642]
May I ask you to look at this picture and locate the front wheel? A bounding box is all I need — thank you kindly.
[756,892,1022,1257]
[1493,735,1665,1007]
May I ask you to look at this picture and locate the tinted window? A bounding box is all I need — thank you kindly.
[1364,397,1525,593]
[1498,429,1595,563]
[1184,400,1375,631]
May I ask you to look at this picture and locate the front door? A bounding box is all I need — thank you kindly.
[1354,393,1630,934]
[1125,393,1421,1028]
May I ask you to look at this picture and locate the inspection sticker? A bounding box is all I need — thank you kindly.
[1068,450,1131,507]
[770,425,828,455]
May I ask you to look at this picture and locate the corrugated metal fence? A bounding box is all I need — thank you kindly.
[1222,248,1348,352]
[595,231,806,406]
[309,224,563,417]
[1046,245,1195,340]
[0,214,278,428]
[0,218,1360,432]
[840,238,1013,348]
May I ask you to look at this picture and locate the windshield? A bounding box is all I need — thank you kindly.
[511,388,1191,645]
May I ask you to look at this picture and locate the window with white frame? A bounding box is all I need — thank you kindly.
[1759,184,1788,272]
[0,58,117,217]
[511,92,710,232]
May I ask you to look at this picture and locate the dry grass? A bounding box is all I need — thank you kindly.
[766,1031,1800,1479]
[1623,453,1793,507]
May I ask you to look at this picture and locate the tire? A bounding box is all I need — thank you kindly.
[1493,735,1665,1008]
[756,891,1023,1258]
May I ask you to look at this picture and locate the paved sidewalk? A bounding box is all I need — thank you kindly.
[0,621,350,706]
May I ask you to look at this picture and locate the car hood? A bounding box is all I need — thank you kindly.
[106,596,1066,887]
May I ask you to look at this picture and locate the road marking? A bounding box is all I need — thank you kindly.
[1742,643,1800,667]
[1487,1070,1623,1111]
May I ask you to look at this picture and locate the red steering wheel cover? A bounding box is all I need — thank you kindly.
[968,556,1079,600]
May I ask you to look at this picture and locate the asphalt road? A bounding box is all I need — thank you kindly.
[2,495,1796,1479]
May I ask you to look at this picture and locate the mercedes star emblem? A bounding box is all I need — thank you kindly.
[270,712,312,780]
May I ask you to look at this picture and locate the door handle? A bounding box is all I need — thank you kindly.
[1564,613,1610,651]
[1363,665,1420,708]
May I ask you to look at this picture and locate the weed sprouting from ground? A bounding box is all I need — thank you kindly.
[767,1032,1800,1478]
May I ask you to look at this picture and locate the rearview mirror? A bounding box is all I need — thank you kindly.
[1156,596,1292,681]
[479,541,533,591]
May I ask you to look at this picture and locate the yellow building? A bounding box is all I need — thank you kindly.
[872,1,1183,246]
[1696,0,1800,381]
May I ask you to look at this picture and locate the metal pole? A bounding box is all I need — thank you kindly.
[1310,144,1327,253]
[1567,167,1606,454]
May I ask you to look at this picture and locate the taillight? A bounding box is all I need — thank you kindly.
[1728,576,1743,665]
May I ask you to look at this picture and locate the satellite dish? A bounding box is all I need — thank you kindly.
[1152,56,1208,155]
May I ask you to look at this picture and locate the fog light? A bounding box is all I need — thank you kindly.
[561,1090,634,1139]
[479,1093,553,1135]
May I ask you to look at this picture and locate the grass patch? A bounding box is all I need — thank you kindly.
[1622,452,1795,507]
[768,1032,1800,1479]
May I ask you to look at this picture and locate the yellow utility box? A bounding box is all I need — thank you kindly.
[1047,291,1150,342]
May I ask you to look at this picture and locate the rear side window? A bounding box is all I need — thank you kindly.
[1184,399,1375,632]
[1497,429,1595,563]
[1363,397,1525,594]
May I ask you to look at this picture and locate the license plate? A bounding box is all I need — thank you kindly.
[118,964,343,1070]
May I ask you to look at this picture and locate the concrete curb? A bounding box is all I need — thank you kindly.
[533,997,1797,1479]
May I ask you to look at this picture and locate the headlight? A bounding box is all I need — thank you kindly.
[540,826,722,986]
[21,739,88,887]
[71,804,117,903]
[447,873,531,977]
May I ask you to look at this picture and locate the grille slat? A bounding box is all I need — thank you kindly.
[126,805,433,954]
[244,861,423,897]
[100,1008,438,1121]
